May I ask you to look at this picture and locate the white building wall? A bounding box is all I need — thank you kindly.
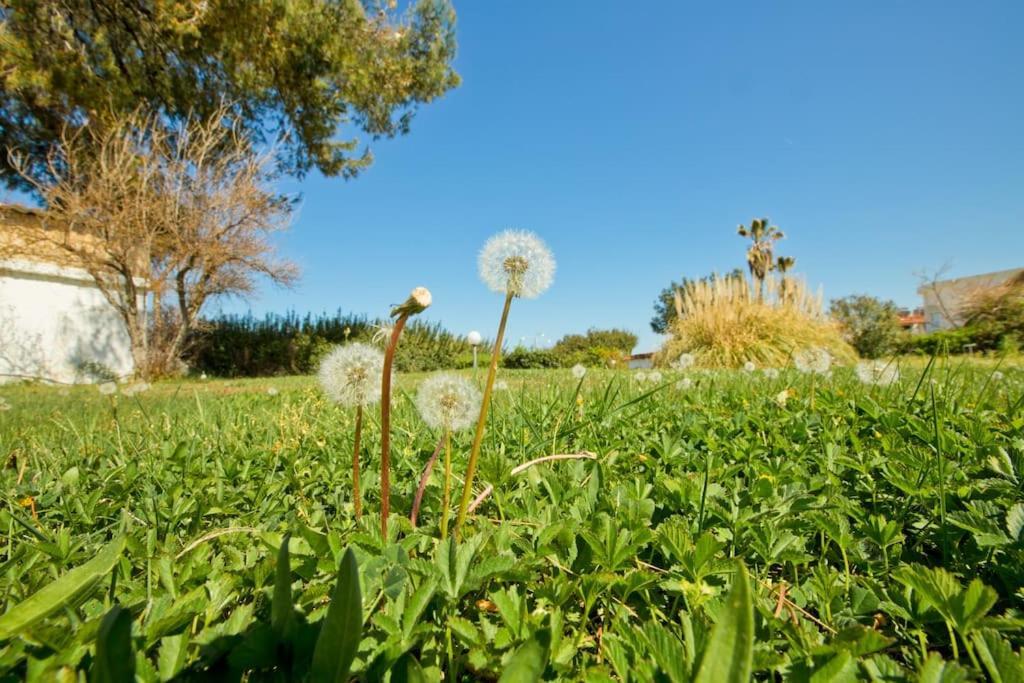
[0,259,134,384]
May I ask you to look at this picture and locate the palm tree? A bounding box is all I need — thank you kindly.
[737,218,785,300]
[776,255,796,302]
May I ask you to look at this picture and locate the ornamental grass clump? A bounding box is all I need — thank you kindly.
[455,230,555,536]
[412,373,481,538]
[318,342,385,519]
[656,273,855,369]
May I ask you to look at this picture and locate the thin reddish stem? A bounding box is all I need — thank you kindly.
[380,313,410,540]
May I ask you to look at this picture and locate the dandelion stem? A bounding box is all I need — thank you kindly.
[352,405,363,519]
[455,290,514,537]
[410,433,445,528]
[440,430,452,539]
[380,312,411,541]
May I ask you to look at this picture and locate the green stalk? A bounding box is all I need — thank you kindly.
[455,291,514,537]
[352,405,363,519]
[440,429,452,539]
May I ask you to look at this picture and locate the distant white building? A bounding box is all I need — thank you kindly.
[0,204,134,384]
[918,267,1024,332]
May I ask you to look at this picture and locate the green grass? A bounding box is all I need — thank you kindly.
[1,360,1023,680]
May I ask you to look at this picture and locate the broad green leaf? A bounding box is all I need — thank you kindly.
[157,633,188,681]
[917,652,969,683]
[499,630,549,683]
[0,536,126,640]
[391,652,427,683]
[809,651,857,682]
[272,532,294,640]
[972,629,1024,683]
[694,561,754,683]
[1007,503,1024,540]
[92,606,135,683]
[311,548,362,682]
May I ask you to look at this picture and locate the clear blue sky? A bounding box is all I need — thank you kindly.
[225,2,1023,351]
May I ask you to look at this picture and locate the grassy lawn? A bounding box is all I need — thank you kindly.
[1,359,1023,680]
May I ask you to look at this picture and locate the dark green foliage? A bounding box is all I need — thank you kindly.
[501,346,560,369]
[188,310,474,375]
[900,326,1004,355]
[651,270,744,334]
[829,294,903,358]
[550,328,638,367]
[0,0,459,192]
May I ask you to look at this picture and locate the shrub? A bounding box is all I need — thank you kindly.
[898,326,1001,356]
[829,295,902,358]
[656,274,856,368]
[551,328,637,367]
[188,311,473,376]
[501,346,560,369]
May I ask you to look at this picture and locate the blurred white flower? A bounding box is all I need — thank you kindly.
[199,373,208,381]
[775,389,792,407]
[856,360,900,386]
[495,380,510,391]
[121,381,151,397]
[673,353,695,370]
[675,377,693,390]
[415,373,482,432]
[635,370,648,383]
[743,361,756,373]
[479,230,555,298]
[98,382,117,396]
[318,343,385,407]
[0,397,10,411]
[467,330,483,346]
[571,364,587,379]
[763,368,780,379]
[992,370,1005,382]
[794,347,832,375]
[648,370,663,383]
[267,387,279,396]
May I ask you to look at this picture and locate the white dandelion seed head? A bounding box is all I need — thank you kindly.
[415,373,482,432]
[649,370,663,383]
[467,330,483,346]
[743,361,757,373]
[775,389,791,407]
[571,364,587,379]
[478,230,555,298]
[200,373,208,381]
[794,347,832,374]
[266,387,280,396]
[856,360,900,386]
[98,382,117,396]
[0,397,10,411]
[992,370,1005,382]
[673,353,695,370]
[763,368,780,379]
[411,286,432,308]
[494,380,510,391]
[675,377,693,391]
[121,381,151,397]
[318,343,386,407]
[634,370,648,383]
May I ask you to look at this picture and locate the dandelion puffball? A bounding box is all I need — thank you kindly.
[415,373,482,432]
[648,370,663,383]
[763,368,780,379]
[856,360,900,386]
[467,330,482,346]
[571,364,587,379]
[794,347,832,375]
[98,382,117,396]
[674,353,695,370]
[318,343,386,407]
[743,361,756,373]
[675,377,693,390]
[478,230,555,298]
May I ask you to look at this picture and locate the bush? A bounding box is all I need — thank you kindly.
[501,346,560,369]
[656,274,856,368]
[188,311,473,376]
[551,328,637,367]
[898,326,1001,356]
[829,295,902,358]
